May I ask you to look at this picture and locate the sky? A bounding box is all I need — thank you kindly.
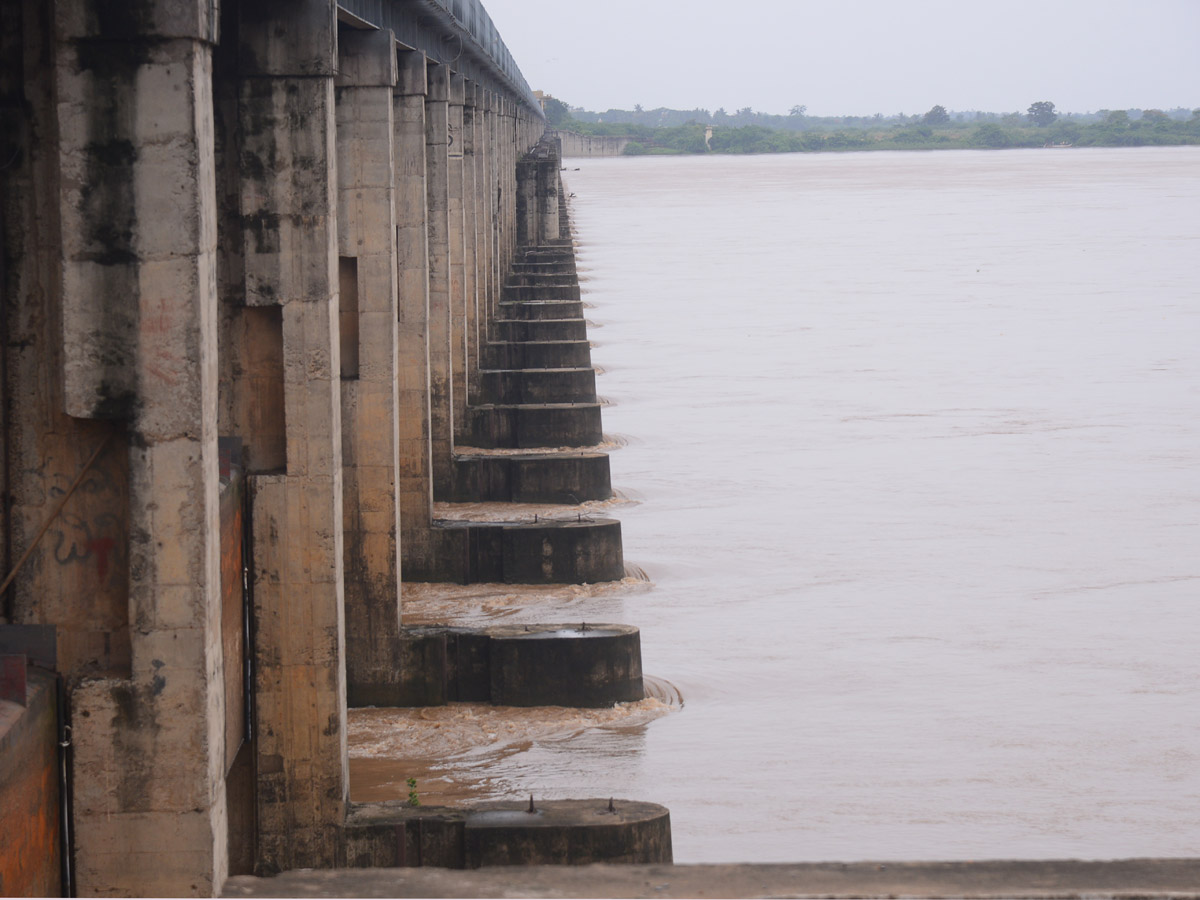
[479,0,1200,117]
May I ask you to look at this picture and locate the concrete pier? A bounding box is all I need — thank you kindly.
[0,0,574,892]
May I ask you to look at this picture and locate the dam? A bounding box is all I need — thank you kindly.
[4,1,1199,898]
[1,0,658,894]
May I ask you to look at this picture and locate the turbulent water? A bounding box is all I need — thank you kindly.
[352,147,1200,863]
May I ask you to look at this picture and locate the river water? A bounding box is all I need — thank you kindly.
[352,147,1200,863]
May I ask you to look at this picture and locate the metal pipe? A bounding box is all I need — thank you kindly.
[56,673,75,897]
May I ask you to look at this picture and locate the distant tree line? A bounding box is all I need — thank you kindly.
[541,97,1200,155]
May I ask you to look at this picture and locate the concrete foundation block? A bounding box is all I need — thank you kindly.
[485,340,592,370]
[477,367,596,404]
[500,518,623,584]
[494,317,587,343]
[469,403,603,449]
[497,299,584,320]
[464,799,672,867]
[501,282,581,303]
[487,623,643,708]
[449,451,612,504]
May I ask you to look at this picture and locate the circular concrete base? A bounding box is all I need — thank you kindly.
[487,622,643,707]
[464,798,672,867]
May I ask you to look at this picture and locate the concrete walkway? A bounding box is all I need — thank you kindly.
[224,858,1200,898]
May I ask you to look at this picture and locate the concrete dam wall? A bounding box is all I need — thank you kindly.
[0,0,648,894]
[554,130,633,157]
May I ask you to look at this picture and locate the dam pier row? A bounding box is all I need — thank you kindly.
[0,0,663,895]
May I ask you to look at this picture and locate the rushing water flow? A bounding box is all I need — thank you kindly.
[352,147,1200,863]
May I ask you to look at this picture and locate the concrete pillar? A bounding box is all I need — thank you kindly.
[497,100,513,279]
[481,91,499,337]
[539,143,562,242]
[447,74,469,440]
[235,0,348,874]
[48,1,229,894]
[393,52,438,580]
[424,63,454,497]
[462,83,481,402]
[516,150,538,247]
[334,30,402,704]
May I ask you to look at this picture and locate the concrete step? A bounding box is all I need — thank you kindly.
[402,517,624,583]
[496,299,583,320]
[448,450,611,503]
[478,367,596,404]
[510,261,577,277]
[365,623,642,708]
[519,249,576,264]
[493,317,587,343]
[469,402,603,449]
[501,282,581,302]
[485,340,592,369]
[506,271,579,286]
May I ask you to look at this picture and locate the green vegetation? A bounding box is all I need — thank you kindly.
[544,98,1200,156]
[406,777,420,807]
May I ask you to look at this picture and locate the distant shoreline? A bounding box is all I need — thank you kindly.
[543,104,1200,156]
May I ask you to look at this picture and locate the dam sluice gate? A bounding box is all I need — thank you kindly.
[0,0,665,894]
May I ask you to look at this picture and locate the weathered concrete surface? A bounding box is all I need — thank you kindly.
[555,130,631,158]
[224,858,1200,899]
[484,340,593,370]
[303,799,670,873]
[393,49,438,581]
[4,0,550,892]
[350,622,640,708]
[464,800,670,868]
[404,518,622,585]
[449,451,612,504]
[469,402,604,449]
[488,624,642,708]
[335,25,405,723]
[425,63,456,498]
[237,4,348,874]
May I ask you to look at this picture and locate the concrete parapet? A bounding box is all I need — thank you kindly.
[223,857,1200,899]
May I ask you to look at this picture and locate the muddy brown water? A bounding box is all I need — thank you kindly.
[351,147,1200,863]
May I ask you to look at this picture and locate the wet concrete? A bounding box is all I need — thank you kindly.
[223,858,1200,898]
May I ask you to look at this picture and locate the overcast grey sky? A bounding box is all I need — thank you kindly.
[480,0,1200,117]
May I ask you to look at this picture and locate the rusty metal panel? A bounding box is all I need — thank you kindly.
[219,461,247,772]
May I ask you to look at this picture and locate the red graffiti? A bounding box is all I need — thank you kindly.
[85,537,116,580]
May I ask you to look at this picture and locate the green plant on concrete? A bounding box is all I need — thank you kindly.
[406,777,420,807]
